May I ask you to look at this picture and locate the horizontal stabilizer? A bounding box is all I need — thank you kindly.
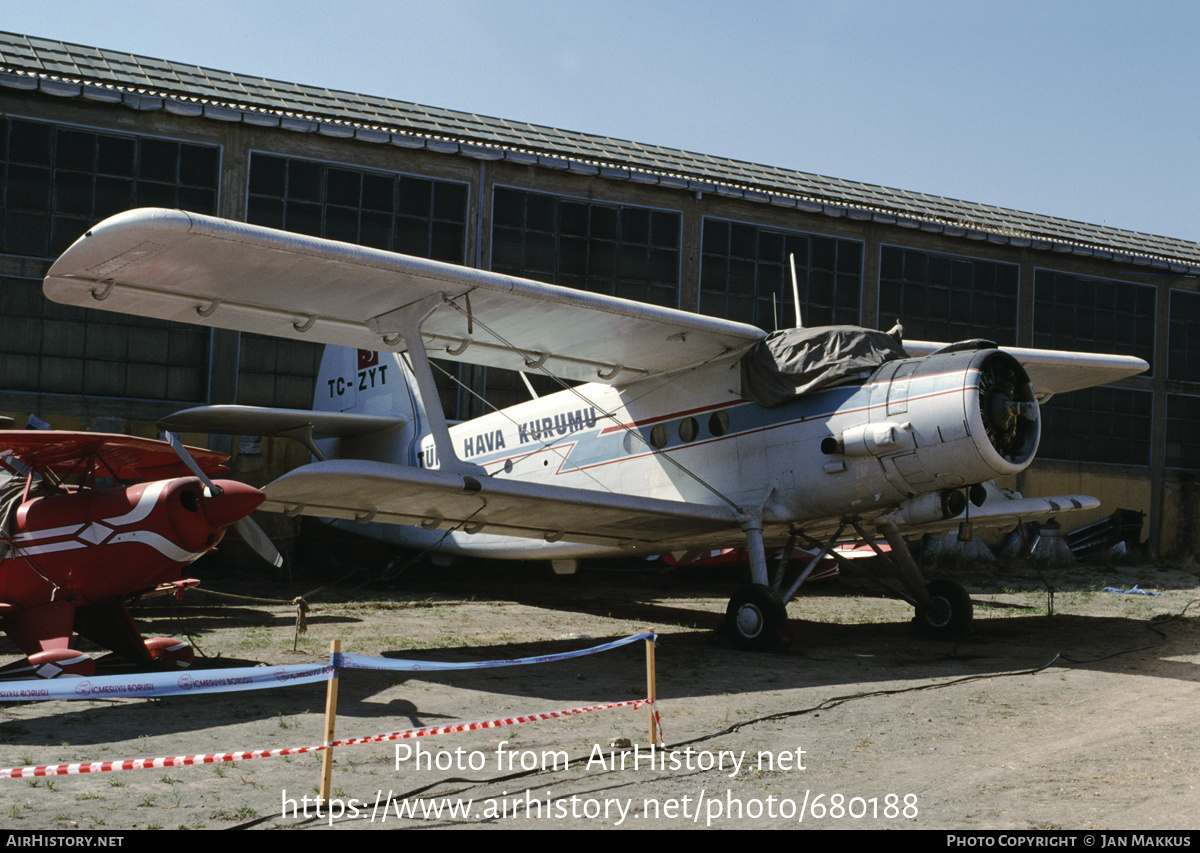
[161,405,407,440]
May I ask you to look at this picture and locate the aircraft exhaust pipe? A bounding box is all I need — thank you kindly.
[897,490,967,526]
[823,422,913,458]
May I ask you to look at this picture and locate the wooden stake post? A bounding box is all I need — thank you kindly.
[319,639,340,804]
[645,633,658,747]
[317,632,657,798]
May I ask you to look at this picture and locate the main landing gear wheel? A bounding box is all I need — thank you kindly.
[725,584,787,650]
[913,579,973,639]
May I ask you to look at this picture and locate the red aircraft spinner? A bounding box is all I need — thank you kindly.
[0,430,266,678]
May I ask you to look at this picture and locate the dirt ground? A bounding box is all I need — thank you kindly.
[1,553,1198,831]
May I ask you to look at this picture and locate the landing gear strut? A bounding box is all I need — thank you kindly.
[722,515,977,650]
[724,515,788,649]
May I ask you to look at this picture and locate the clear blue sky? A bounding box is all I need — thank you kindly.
[3,0,1198,242]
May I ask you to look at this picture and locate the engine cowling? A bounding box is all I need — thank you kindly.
[823,345,1040,499]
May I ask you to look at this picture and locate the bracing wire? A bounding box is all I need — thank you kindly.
[438,295,745,513]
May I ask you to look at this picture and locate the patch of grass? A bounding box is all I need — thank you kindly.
[210,804,258,821]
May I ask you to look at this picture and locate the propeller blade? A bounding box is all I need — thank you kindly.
[165,431,223,496]
[166,431,281,567]
[234,517,284,568]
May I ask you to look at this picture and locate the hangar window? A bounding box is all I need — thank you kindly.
[700,220,862,331]
[0,117,219,259]
[236,335,323,410]
[1038,386,1152,467]
[488,187,681,409]
[247,153,469,262]
[877,247,1018,345]
[1033,270,1155,373]
[491,187,681,308]
[473,363,528,420]
[1168,290,1200,383]
[0,276,208,402]
[1165,394,1200,469]
[244,154,471,413]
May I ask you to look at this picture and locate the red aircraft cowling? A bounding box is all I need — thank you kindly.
[0,432,267,679]
[8,477,264,603]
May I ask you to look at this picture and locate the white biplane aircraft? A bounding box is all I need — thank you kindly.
[43,209,1148,648]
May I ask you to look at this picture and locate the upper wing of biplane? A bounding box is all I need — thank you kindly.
[44,209,1147,396]
[0,431,228,481]
[43,209,765,387]
[903,340,1147,399]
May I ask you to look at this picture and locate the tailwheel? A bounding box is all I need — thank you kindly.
[913,579,973,639]
[725,584,787,650]
[145,637,194,669]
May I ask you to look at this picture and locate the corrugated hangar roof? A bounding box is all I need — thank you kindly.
[1,29,1197,273]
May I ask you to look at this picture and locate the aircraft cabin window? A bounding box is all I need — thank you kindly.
[709,410,730,438]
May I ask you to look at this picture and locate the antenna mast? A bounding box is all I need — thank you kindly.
[789,253,804,328]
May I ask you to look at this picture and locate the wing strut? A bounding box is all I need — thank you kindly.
[367,294,483,476]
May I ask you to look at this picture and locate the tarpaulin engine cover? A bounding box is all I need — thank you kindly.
[739,326,907,408]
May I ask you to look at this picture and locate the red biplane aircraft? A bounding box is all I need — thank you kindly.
[0,429,272,678]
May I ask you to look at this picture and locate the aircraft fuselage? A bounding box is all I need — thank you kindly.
[405,345,1036,558]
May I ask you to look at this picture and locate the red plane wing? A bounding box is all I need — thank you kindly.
[0,431,228,481]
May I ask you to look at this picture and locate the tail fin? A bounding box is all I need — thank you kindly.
[314,346,430,466]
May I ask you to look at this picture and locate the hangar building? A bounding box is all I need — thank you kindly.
[0,31,1197,555]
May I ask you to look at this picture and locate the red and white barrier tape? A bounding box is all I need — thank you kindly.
[0,699,657,779]
[331,699,651,747]
[0,745,325,778]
